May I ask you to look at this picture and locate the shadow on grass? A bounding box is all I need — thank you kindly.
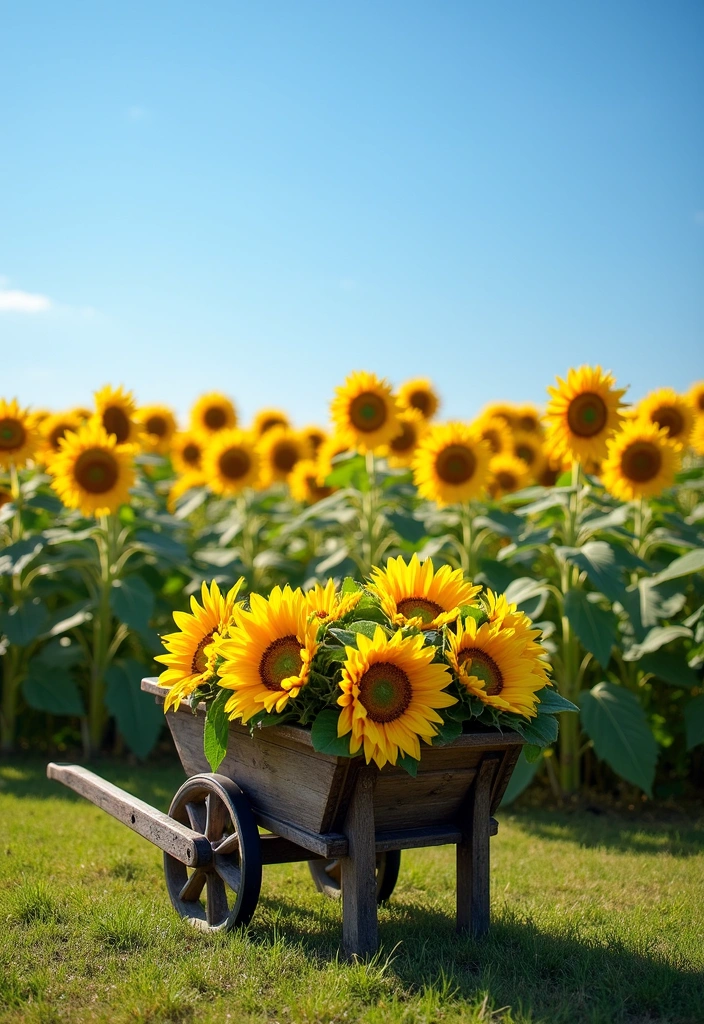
[253,893,703,1023]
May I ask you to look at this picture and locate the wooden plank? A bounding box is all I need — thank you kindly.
[255,812,348,858]
[46,763,211,868]
[341,766,378,959]
[374,818,498,854]
[456,756,499,938]
[489,744,523,814]
[373,768,477,830]
[259,834,325,865]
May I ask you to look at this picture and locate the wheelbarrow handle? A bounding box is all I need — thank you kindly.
[47,763,212,868]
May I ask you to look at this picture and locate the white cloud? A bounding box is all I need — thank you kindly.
[0,287,52,313]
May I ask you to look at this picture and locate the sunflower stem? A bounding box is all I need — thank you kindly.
[87,514,117,756]
[0,646,19,753]
[459,503,474,577]
[9,461,23,544]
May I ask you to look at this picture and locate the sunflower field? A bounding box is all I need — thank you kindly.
[1,369,703,803]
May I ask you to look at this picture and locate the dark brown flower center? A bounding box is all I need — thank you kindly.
[260,416,287,434]
[74,448,119,494]
[409,389,432,415]
[219,447,251,481]
[102,406,131,443]
[517,413,539,432]
[191,631,215,674]
[697,392,704,412]
[307,432,325,453]
[182,442,201,466]
[458,648,503,695]
[48,423,72,451]
[538,466,559,487]
[358,661,412,722]
[436,444,476,485]
[496,470,518,491]
[482,428,503,454]
[515,443,536,466]
[145,415,168,437]
[305,476,332,502]
[272,441,300,473]
[396,597,444,626]
[0,418,27,452]
[260,636,302,689]
[651,405,684,438]
[0,489,12,508]
[350,392,388,433]
[204,406,227,430]
[390,421,416,453]
[566,393,608,438]
[621,441,662,483]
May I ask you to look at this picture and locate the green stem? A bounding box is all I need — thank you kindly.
[9,462,22,545]
[361,451,379,575]
[87,515,115,755]
[459,503,474,577]
[0,648,18,753]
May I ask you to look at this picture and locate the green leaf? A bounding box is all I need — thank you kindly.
[431,717,463,745]
[622,625,693,662]
[652,548,704,585]
[310,709,352,756]
[563,589,618,668]
[341,577,362,595]
[397,752,419,777]
[110,575,155,631]
[579,682,657,796]
[515,714,558,748]
[22,666,84,716]
[557,541,627,604]
[501,748,541,805]
[387,511,427,544]
[503,577,548,619]
[105,659,164,759]
[684,695,704,750]
[535,686,579,715]
[325,454,366,490]
[638,650,699,689]
[327,627,358,648]
[33,637,82,669]
[0,601,50,646]
[39,600,93,639]
[0,537,46,576]
[203,689,230,772]
[134,529,188,563]
[524,744,542,763]
[348,620,387,640]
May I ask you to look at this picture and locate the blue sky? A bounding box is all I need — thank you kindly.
[1,1,702,427]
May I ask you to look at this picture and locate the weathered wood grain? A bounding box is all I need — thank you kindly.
[341,766,378,959]
[46,763,211,867]
[456,756,499,937]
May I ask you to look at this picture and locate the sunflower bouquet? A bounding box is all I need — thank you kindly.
[157,555,575,774]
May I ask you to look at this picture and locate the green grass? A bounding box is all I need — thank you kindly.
[0,759,702,1024]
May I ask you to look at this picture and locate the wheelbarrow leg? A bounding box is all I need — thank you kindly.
[457,756,499,938]
[341,765,378,959]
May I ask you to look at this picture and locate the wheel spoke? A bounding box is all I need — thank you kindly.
[212,832,240,857]
[205,793,229,843]
[214,856,241,893]
[185,801,206,835]
[206,873,229,926]
[179,869,207,903]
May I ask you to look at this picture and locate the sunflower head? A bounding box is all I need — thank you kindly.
[636,388,694,445]
[202,429,260,495]
[475,415,513,456]
[330,371,402,454]
[38,410,82,462]
[190,392,238,435]
[396,378,440,420]
[337,626,456,768]
[688,381,704,418]
[304,578,363,623]
[94,385,141,445]
[137,405,178,453]
[382,408,427,467]
[412,422,491,506]
[217,585,319,722]
[513,404,543,435]
[368,553,481,631]
[252,408,290,438]
[480,403,516,429]
[288,459,335,504]
[48,420,135,517]
[691,417,704,457]
[170,431,204,474]
[511,430,547,480]
[601,419,682,502]
[544,366,626,465]
[258,427,306,486]
[489,453,530,497]
[300,425,327,457]
[0,399,40,470]
[156,578,245,712]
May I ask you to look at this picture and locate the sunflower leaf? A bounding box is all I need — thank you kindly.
[203,688,230,772]
[431,717,463,745]
[535,687,579,715]
[310,710,352,756]
[397,752,419,777]
[348,620,389,640]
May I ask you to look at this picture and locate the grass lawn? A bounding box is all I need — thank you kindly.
[0,758,702,1024]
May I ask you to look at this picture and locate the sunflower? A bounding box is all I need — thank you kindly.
[0,399,39,470]
[202,429,260,495]
[636,388,694,445]
[536,455,562,488]
[480,403,516,429]
[190,392,238,435]
[396,378,440,420]
[258,427,307,486]
[368,553,481,630]
[252,408,290,438]
[691,417,704,456]
[382,408,427,467]
[601,420,681,501]
[483,590,551,686]
[0,487,12,508]
[167,471,207,513]
[689,381,704,418]
[447,615,546,718]
[39,411,82,461]
[337,627,456,768]
[544,366,626,464]
[330,371,402,454]
[489,453,530,497]
[316,434,353,484]
[511,430,547,480]
[217,585,319,722]
[137,405,177,453]
[288,459,335,504]
[513,404,543,435]
[475,416,513,456]
[71,406,93,422]
[94,385,141,445]
[300,425,327,457]
[48,420,135,517]
[156,579,245,713]
[170,431,204,474]
[412,422,491,506]
[304,578,363,623]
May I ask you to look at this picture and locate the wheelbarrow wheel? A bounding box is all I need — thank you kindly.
[164,773,262,932]
[308,849,401,903]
